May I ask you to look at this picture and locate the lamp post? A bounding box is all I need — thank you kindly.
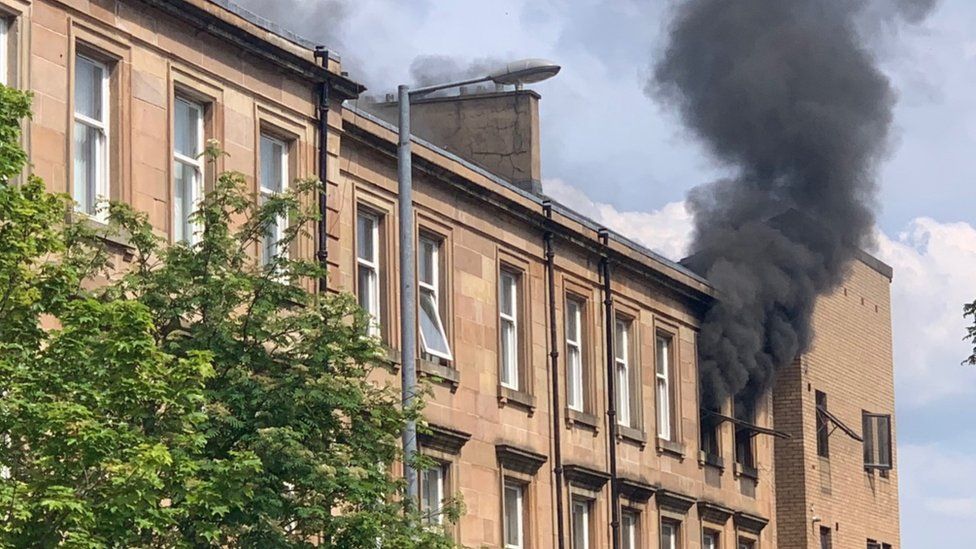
[398,59,560,505]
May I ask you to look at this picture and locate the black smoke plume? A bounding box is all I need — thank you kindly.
[650,0,937,410]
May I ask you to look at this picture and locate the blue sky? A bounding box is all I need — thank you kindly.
[236,0,976,545]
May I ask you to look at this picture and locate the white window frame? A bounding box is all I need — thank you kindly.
[421,462,446,525]
[571,498,591,549]
[621,510,638,549]
[0,17,9,86]
[73,53,110,221]
[259,133,288,266]
[356,209,381,337]
[656,335,672,440]
[615,317,631,428]
[173,96,204,244]
[661,521,678,549]
[503,481,524,549]
[499,269,520,390]
[418,235,453,361]
[566,298,584,412]
[704,530,719,549]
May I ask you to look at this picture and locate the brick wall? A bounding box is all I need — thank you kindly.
[774,259,900,548]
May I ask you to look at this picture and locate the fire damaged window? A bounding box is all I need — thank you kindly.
[820,526,833,549]
[816,391,830,458]
[734,400,756,472]
[862,412,893,471]
[700,407,721,460]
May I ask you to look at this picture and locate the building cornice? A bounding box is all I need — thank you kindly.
[135,0,365,99]
[341,107,717,307]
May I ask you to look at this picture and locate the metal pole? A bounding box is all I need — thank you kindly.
[543,201,566,548]
[398,84,419,505]
[600,228,620,549]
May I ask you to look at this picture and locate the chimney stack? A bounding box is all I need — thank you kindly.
[371,90,543,194]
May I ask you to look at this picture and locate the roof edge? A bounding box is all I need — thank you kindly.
[344,105,714,299]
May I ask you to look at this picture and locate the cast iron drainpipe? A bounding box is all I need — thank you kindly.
[600,227,621,549]
[543,201,566,549]
[313,47,330,292]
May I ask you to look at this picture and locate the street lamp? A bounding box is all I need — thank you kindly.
[398,59,560,504]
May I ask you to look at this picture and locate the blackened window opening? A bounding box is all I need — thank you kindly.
[816,391,830,458]
[734,400,756,470]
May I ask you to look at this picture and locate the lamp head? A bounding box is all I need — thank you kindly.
[489,58,561,86]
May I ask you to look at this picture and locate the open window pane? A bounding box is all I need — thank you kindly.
[420,290,452,358]
[816,390,830,458]
[820,526,833,549]
[862,412,893,469]
[736,401,757,469]
[503,482,523,548]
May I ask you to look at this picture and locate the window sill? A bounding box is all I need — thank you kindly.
[657,437,686,459]
[698,451,725,471]
[418,358,460,393]
[565,408,600,433]
[617,425,647,448]
[498,385,536,415]
[68,212,135,258]
[379,345,401,373]
[734,462,759,480]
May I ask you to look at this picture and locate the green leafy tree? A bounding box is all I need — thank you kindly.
[0,86,456,547]
[966,299,976,366]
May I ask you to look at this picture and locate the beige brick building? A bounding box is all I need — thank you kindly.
[773,257,900,549]
[1,1,898,547]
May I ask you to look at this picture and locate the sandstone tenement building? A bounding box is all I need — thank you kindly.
[2,0,899,547]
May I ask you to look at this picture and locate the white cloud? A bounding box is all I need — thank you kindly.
[875,217,976,405]
[900,443,976,545]
[543,178,693,261]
